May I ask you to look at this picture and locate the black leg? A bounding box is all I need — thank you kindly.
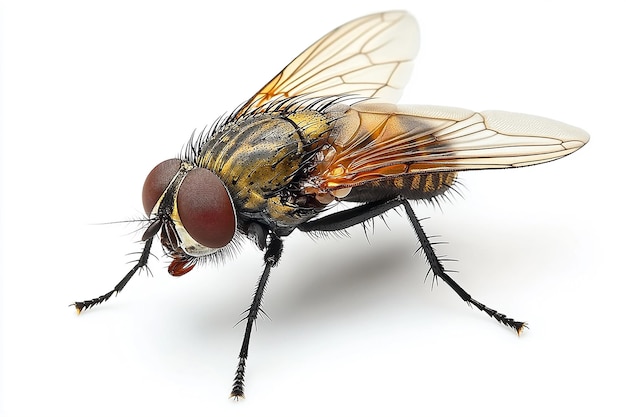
[230,234,283,400]
[299,197,526,334]
[297,198,404,232]
[71,237,154,313]
[399,199,527,334]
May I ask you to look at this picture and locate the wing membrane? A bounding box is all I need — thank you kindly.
[238,11,419,115]
[315,103,589,190]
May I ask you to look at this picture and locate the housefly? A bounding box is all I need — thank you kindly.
[73,11,589,399]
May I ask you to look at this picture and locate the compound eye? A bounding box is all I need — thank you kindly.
[142,159,182,215]
[177,168,236,248]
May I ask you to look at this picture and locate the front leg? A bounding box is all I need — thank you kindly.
[230,232,283,399]
[72,236,155,313]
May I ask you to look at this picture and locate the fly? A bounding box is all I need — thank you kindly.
[72,11,589,399]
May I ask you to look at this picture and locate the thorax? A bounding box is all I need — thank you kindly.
[195,110,333,235]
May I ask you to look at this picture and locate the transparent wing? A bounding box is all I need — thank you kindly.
[238,11,419,115]
[314,102,590,190]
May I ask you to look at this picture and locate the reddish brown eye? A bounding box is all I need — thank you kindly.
[177,168,236,248]
[142,159,182,215]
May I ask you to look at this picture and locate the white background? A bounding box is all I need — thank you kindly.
[1,0,624,416]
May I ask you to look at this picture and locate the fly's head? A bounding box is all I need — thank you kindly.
[141,158,237,276]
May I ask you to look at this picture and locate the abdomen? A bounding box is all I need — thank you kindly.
[343,171,457,202]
